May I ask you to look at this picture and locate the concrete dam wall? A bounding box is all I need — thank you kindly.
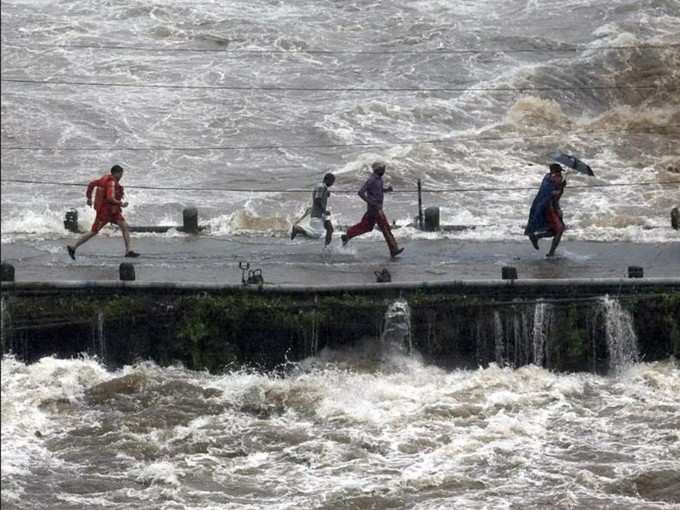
[2,279,679,374]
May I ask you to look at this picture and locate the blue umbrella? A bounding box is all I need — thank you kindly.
[551,151,595,176]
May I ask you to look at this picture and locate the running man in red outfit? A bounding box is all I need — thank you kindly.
[66,165,139,260]
[341,161,404,258]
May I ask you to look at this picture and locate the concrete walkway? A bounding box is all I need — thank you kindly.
[2,235,678,285]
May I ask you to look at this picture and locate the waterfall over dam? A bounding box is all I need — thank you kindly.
[2,279,678,373]
[382,299,413,356]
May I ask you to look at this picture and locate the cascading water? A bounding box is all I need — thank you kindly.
[600,296,639,372]
[492,307,534,368]
[532,301,552,367]
[493,310,504,365]
[93,311,105,360]
[1,296,8,350]
[310,310,319,357]
[514,309,532,367]
[382,299,412,355]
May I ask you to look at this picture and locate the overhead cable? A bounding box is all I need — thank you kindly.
[2,178,678,194]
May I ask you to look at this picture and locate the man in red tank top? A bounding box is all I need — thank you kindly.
[66,165,139,260]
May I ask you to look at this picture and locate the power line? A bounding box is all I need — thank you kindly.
[2,178,678,194]
[5,42,680,56]
[2,126,678,152]
[1,77,673,93]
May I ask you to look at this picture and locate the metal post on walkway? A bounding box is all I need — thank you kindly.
[1,263,15,282]
[119,263,135,281]
[424,206,440,231]
[502,267,518,280]
[64,209,79,233]
[628,266,644,278]
[183,207,199,234]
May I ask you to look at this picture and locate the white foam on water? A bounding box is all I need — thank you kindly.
[2,3,680,505]
[2,354,679,508]
[600,296,640,373]
[132,460,182,487]
[0,355,110,502]
[0,206,71,242]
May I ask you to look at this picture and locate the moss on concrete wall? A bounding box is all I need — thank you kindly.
[627,293,680,360]
[2,288,678,373]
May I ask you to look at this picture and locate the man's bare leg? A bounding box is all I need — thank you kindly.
[67,231,98,259]
[118,220,138,256]
[324,220,333,246]
[73,231,97,250]
[119,220,131,253]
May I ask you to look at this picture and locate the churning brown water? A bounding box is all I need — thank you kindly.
[2,353,679,509]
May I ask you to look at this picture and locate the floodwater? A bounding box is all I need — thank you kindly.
[2,296,680,509]
[2,354,679,509]
[2,0,679,245]
[1,2,679,508]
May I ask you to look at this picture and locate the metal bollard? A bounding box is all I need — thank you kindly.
[1,263,15,282]
[119,263,135,281]
[183,207,199,234]
[628,266,644,278]
[502,266,518,280]
[672,207,679,230]
[424,206,440,231]
[64,209,79,233]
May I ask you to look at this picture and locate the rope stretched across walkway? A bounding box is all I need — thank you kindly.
[2,178,678,194]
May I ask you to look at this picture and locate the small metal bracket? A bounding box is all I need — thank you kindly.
[248,269,264,286]
[375,268,391,283]
[240,261,264,287]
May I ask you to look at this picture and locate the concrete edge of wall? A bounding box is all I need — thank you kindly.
[3,278,679,372]
[2,277,680,295]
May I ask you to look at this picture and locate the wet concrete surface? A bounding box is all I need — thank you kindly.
[1,235,678,285]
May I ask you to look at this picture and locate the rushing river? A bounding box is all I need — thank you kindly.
[2,353,679,509]
[2,0,679,245]
[1,1,679,507]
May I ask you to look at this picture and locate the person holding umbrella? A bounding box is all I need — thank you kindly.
[525,152,594,257]
[525,163,567,257]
